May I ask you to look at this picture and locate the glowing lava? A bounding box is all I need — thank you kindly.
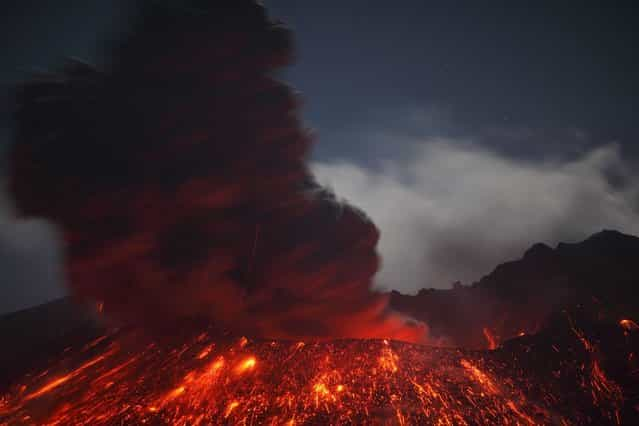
[482,327,498,350]
[620,319,639,333]
[0,326,626,425]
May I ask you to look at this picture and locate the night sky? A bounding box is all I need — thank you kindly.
[1,0,638,313]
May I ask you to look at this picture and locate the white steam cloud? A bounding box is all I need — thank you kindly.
[313,140,639,293]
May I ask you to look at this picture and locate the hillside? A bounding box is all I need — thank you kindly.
[390,229,639,347]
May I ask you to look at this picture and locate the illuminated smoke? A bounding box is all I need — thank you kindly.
[9,1,424,342]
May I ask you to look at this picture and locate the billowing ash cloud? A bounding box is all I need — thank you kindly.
[8,1,424,342]
[314,140,639,293]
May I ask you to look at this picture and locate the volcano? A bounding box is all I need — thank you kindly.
[2,1,639,424]
[0,316,635,425]
[2,232,639,425]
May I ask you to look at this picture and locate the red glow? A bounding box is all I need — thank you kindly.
[0,327,624,425]
[482,327,498,350]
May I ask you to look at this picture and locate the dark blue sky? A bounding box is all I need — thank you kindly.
[0,0,638,312]
[271,1,638,162]
[1,1,637,164]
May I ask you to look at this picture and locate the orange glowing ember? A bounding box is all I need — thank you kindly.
[378,345,399,373]
[482,327,498,350]
[620,319,639,332]
[224,400,240,418]
[22,347,116,402]
[0,328,625,425]
[460,359,499,395]
[234,356,257,375]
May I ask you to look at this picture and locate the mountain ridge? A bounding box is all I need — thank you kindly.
[389,229,639,347]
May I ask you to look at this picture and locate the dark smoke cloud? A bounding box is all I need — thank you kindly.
[8,1,424,342]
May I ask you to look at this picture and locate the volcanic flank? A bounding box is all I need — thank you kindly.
[9,0,423,343]
[390,229,639,349]
[2,233,639,424]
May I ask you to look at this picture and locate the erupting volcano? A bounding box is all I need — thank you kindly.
[2,1,639,425]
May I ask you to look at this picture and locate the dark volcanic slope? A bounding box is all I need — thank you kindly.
[1,230,639,423]
[1,316,637,425]
[390,230,639,348]
[0,299,101,389]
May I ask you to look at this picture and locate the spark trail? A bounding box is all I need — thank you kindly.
[0,327,625,425]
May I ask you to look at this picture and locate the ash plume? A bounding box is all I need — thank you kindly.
[8,1,424,342]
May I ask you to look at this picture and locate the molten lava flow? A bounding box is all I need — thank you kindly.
[0,328,626,425]
[21,347,116,402]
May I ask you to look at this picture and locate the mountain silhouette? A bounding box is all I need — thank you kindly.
[390,229,639,347]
